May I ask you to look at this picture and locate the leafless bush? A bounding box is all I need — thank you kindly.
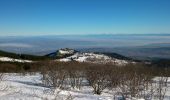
[85,64,111,95]
[43,70,67,88]
[109,64,156,99]
[153,76,168,100]
[41,61,68,89]
[0,73,3,81]
[0,63,17,72]
[68,70,84,89]
[38,60,169,98]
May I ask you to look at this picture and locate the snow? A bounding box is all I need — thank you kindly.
[0,73,170,100]
[59,48,75,55]
[59,58,72,62]
[59,53,129,66]
[0,73,114,100]
[0,57,32,63]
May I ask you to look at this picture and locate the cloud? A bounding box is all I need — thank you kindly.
[0,43,34,48]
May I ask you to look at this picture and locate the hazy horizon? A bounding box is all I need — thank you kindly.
[1,34,170,56]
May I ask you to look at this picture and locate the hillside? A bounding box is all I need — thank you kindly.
[151,59,170,68]
[0,50,50,61]
[45,48,77,59]
[79,46,170,60]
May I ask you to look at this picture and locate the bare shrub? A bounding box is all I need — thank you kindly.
[85,64,110,95]
[41,61,68,89]
[68,70,84,89]
[153,76,168,100]
[109,64,155,99]
[0,63,17,72]
[37,60,170,98]
[0,73,4,81]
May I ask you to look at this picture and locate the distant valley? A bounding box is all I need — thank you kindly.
[1,34,170,60]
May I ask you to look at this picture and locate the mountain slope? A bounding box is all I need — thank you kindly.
[79,45,170,60]
[45,49,77,59]
[53,48,136,66]
[0,50,50,61]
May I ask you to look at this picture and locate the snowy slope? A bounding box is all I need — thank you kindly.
[0,57,32,63]
[0,73,170,100]
[59,53,131,66]
[0,73,114,100]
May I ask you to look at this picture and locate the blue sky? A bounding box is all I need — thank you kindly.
[0,0,170,36]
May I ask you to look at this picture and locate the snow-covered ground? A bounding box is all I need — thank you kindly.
[0,57,32,63]
[0,73,114,100]
[0,73,170,100]
[59,48,75,55]
[59,53,130,66]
